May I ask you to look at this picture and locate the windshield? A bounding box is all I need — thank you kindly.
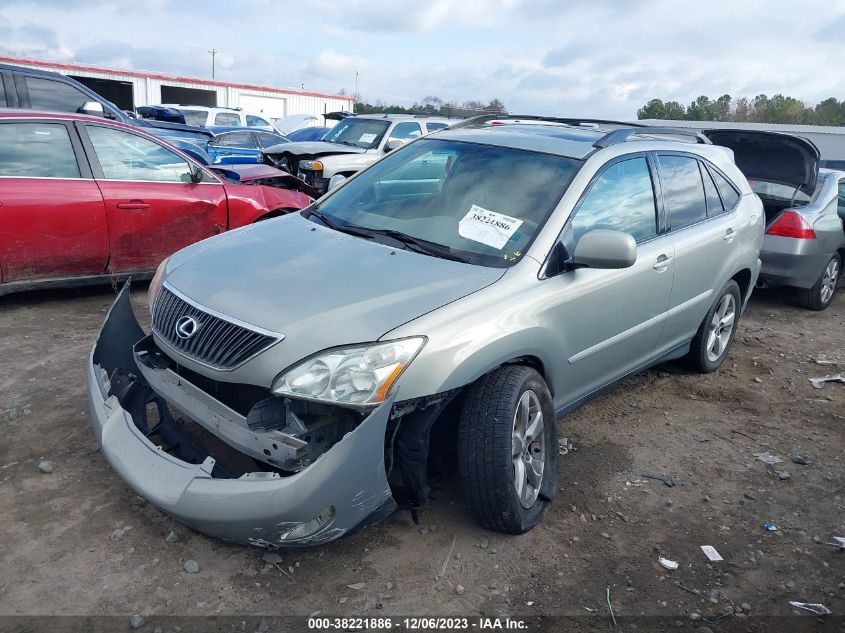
[310,138,582,267]
[322,118,390,149]
[179,109,208,127]
[749,179,813,205]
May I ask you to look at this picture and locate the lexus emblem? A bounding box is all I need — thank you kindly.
[175,315,200,339]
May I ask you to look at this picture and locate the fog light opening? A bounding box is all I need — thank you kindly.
[278,506,335,541]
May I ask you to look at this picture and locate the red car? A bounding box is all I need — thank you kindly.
[0,111,314,296]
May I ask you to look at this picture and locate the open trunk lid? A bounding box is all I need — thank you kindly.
[702,129,820,196]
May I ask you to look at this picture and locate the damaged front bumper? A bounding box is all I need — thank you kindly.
[87,283,396,547]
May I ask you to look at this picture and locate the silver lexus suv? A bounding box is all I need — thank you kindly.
[88,116,768,548]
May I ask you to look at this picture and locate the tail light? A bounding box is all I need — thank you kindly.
[766,210,816,239]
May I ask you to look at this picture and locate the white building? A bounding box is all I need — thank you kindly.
[0,55,354,123]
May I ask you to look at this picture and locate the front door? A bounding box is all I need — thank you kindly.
[541,155,675,409]
[0,120,108,283]
[80,122,228,272]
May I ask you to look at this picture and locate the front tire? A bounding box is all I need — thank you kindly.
[458,366,558,534]
[797,253,840,311]
[685,280,741,373]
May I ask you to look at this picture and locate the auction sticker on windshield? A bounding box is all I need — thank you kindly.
[459,205,523,249]
[359,133,377,143]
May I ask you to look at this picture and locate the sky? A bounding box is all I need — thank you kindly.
[2,0,845,118]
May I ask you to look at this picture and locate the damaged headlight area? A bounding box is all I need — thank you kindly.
[87,283,398,547]
[272,338,425,406]
[298,160,323,171]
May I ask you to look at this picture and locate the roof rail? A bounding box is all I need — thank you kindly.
[593,127,712,148]
[450,114,641,129]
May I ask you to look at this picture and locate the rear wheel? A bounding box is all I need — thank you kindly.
[797,253,840,311]
[685,280,741,373]
[457,366,557,534]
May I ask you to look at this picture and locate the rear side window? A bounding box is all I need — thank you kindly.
[711,169,741,211]
[0,122,80,178]
[180,109,208,127]
[658,154,707,230]
[0,78,5,107]
[215,131,255,148]
[572,157,658,243]
[700,162,725,216]
[214,112,240,125]
[426,122,448,132]
[246,115,270,127]
[255,132,286,147]
[25,76,89,113]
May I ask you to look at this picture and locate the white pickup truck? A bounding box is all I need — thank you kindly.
[261,114,458,194]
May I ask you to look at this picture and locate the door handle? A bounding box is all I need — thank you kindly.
[116,200,150,211]
[724,228,736,242]
[653,254,672,272]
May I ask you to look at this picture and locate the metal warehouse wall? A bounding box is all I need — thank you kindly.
[2,57,353,125]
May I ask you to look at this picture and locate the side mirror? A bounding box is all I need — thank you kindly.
[327,174,347,191]
[79,101,105,117]
[572,229,637,269]
[384,138,405,152]
[189,164,204,184]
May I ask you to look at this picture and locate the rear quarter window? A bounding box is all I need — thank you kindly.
[711,168,741,211]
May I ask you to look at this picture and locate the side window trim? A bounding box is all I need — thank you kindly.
[540,151,661,279]
[0,119,90,179]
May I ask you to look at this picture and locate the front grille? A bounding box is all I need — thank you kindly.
[152,286,280,371]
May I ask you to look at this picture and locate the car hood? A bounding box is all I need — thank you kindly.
[262,141,366,157]
[703,129,820,196]
[165,212,504,355]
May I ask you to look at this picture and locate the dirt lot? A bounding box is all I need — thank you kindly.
[0,283,843,632]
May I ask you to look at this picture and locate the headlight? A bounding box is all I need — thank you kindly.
[148,256,169,314]
[299,160,323,171]
[272,337,425,406]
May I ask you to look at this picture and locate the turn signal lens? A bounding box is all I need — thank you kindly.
[766,211,816,239]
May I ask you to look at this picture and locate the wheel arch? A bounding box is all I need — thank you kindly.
[253,207,300,222]
[731,267,753,304]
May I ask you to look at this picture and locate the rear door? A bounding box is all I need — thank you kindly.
[79,122,228,272]
[0,119,108,283]
[657,153,739,346]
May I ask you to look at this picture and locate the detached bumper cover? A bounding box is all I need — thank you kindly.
[87,283,396,547]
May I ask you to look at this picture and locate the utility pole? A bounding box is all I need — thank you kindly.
[208,48,218,79]
[354,68,359,103]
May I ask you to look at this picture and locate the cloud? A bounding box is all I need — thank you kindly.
[2,0,845,119]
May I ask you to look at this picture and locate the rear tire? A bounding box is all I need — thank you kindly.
[685,280,741,373]
[457,366,557,534]
[797,253,840,311]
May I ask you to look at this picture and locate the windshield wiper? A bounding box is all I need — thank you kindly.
[357,228,471,263]
[305,209,470,262]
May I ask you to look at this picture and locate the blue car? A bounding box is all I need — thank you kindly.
[285,126,331,142]
[204,127,289,164]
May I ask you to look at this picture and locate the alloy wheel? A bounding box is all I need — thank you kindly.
[706,294,736,363]
[820,258,839,305]
[512,390,545,509]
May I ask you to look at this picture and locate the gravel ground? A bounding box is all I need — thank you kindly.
[0,283,843,632]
